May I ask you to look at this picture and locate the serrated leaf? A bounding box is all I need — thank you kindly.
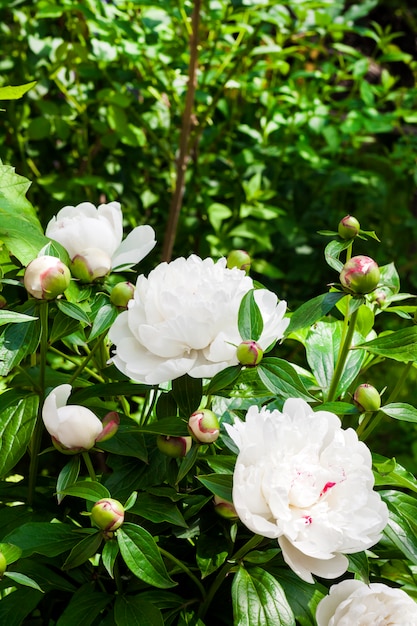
[55,583,112,626]
[0,311,38,326]
[285,292,346,335]
[356,327,417,362]
[258,357,315,402]
[238,290,264,341]
[0,81,36,100]
[197,474,233,501]
[380,402,417,423]
[232,566,295,626]
[0,393,38,478]
[3,571,44,592]
[117,523,176,588]
[114,595,164,626]
[58,480,110,502]
[62,531,103,570]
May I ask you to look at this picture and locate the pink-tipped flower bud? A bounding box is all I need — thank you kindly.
[91,498,125,531]
[188,409,220,444]
[353,383,381,413]
[70,248,112,283]
[236,340,264,366]
[156,435,192,458]
[0,552,6,577]
[24,255,71,300]
[0,295,7,309]
[213,496,238,520]
[338,215,360,239]
[339,255,380,294]
[226,250,251,274]
[95,411,119,443]
[110,281,135,309]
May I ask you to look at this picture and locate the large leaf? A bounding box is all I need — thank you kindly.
[58,480,111,502]
[117,523,176,588]
[62,531,103,570]
[0,311,38,327]
[3,522,81,558]
[197,474,233,501]
[0,392,38,479]
[88,294,118,340]
[286,292,346,335]
[238,289,264,341]
[56,583,112,626]
[114,595,164,626]
[0,318,41,375]
[356,327,417,362]
[269,568,326,626]
[3,571,43,592]
[138,417,189,436]
[232,566,295,626]
[204,364,242,395]
[380,402,417,423]
[373,454,417,494]
[98,427,148,463]
[172,374,202,417]
[129,493,187,528]
[0,82,36,100]
[56,456,81,504]
[258,357,315,402]
[324,239,352,272]
[0,588,42,626]
[383,509,417,565]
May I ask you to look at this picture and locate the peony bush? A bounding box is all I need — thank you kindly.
[1,171,417,625]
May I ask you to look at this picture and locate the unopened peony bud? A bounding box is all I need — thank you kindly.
[338,215,360,239]
[91,498,124,531]
[188,409,220,444]
[213,495,238,520]
[354,383,381,413]
[226,250,251,274]
[237,340,264,366]
[369,289,387,307]
[0,552,6,576]
[70,248,112,282]
[156,435,192,458]
[95,411,119,443]
[24,255,71,300]
[339,256,380,294]
[110,282,135,308]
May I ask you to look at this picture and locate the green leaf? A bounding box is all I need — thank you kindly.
[205,365,242,395]
[196,533,228,578]
[197,474,233,501]
[356,327,417,362]
[324,239,352,272]
[315,402,359,416]
[0,311,38,326]
[0,542,22,564]
[102,539,119,578]
[232,566,295,626]
[56,456,81,504]
[114,595,164,626]
[62,531,103,570]
[56,583,112,626]
[177,444,200,483]
[0,588,42,626]
[268,568,326,626]
[71,382,151,403]
[3,522,81,558]
[10,560,76,593]
[347,552,369,582]
[238,290,264,341]
[98,427,148,463]
[380,402,417,423]
[58,480,111,502]
[373,454,417,494]
[0,392,38,479]
[117,523,176,588]
[285,292,346,335]
[0,82,36,100]
[258,357,315,402]
[56,300,91,325]
[89,295,118,341]
[0,319,41,375]
[129,493,187,528]
[172,374,202,416]
[49,311,81,345]
[138,417,189,436]
[3,571,44,592]
[383,509,417,565]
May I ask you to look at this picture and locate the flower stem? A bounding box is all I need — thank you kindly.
[327,308,359,403]
[158,546,206,599]
[28,302,49,506]
[198,534,263,620]
[82,452,97,481]
[68,333,108,385]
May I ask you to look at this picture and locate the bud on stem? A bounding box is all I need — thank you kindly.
[156,435,192,458]
[338,215,360,239]
[237,340,263,366]
[354,383,381,413]
[188,409,220,443]
[340,256,380,294]
[91,498,125,531]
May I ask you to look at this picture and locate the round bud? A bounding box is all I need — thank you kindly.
[339,256,380,294]
[70,248,112,283]
[338,215,360,239]
[213,496,238,520]
[110,282,135,308]
[236,340,264,366]
[226,250,251,274]
[91,498,125,531]
[188,409,220,444]
[24,255,71,300]
[0,295,7,309]
[156,435,192,458]
[353,383,381,413]
[0,552,6,576]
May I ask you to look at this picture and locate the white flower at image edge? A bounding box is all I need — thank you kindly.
[45,201,156,276]
[225,398,389,583]
[108,255,289,384]
[316,579,417,625]
[42,384,104,450]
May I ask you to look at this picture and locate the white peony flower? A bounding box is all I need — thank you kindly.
[108,255,289,384]
[225,398,388,583]
[42,384,118,451]
[45,201,156,280]
[316,579,417,625]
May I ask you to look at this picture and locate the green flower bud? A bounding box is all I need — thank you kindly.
[213,496,238,520]
[188,409,220,444]
[338,215,360,239]
[0,552,7,576]
[110,281,135,309]
[156,435,192,458]
[91,498,125,531]
[70,248,112,283]
[226,250,251,274]
[236,340,264,366]
[339,256,380,294]
[354,383,381,413]
[24,255,71,300]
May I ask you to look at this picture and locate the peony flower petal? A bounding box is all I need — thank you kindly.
[279,536,349,584]
[111,225,156,270]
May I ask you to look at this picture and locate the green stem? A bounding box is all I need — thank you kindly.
[82,452,97,481]
[28,302,49,506]
[327,308,359,403]
[49,346,104,382]
[68,333,108,385]
[359,361,414,440]
[198,534,263,620]
[158,546,206,599]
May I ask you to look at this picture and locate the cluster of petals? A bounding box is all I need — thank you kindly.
[109,255,289,384]
[316,579,417,625]
[225,398,388,583]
